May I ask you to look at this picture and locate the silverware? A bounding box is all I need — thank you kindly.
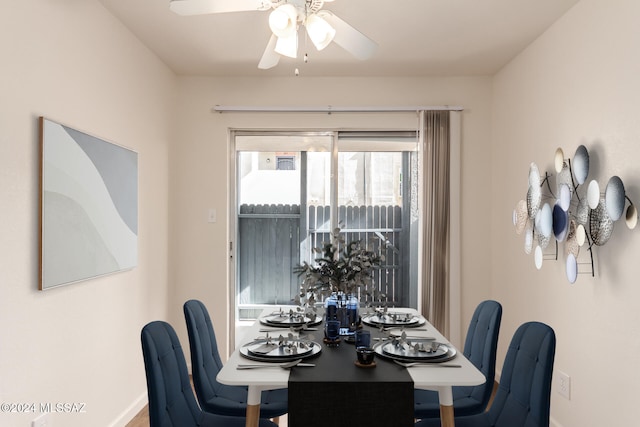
[374,336,436,341]
[390,334,436,339]
[236,359,315,370]
[393,360,461,368]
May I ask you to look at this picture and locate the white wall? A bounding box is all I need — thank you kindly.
[170,76,494,358]
[0,1,174,426]
[491,0,640,425]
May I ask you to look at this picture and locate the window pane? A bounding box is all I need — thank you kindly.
[338,152,403,206]
[238,151,300,205]
[334,152,406,306]
[307,152,331,207]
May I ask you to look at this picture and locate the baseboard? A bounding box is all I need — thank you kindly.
[108,391,148,427]
[550,416,563,427]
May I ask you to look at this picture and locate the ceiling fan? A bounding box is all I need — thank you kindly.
[169,0,378,70]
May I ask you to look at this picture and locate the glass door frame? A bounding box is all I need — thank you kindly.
[228,128,421,348]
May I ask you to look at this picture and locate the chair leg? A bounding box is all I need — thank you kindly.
[485,380,499,412]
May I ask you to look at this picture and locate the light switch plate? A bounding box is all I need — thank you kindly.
[208,208,217,223]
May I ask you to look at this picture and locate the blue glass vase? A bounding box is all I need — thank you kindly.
[325,293,359,335]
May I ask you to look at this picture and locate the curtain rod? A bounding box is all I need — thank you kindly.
[212,105,464,113]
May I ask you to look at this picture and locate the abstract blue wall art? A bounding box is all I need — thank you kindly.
[39,117,138,289]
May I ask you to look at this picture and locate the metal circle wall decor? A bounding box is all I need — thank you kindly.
[513,199,528,234]
[552,203,568,242]
[529,162,541,187]
[566,254,578,284]
[565,220,580,257]
[573,145,590,185]
[576,224,586,246]
[527,184,541,219]
[538,203,553,238]
[513,144,637,283]
[537,230,551,250]
[554,148,565,174]
[605,176,625,221]
[524,223,534,254]
[559,184,572,211]
[626,205,638,230]
[575,196,589,226]
[534,245,544,270]
[587,180,600,209]
[589,199,614,246]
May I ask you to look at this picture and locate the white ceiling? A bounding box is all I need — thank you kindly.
[98,0,580,77]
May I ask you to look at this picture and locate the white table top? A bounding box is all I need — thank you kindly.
[217,306,485,392]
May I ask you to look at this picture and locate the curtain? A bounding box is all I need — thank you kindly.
[420,111,450,336]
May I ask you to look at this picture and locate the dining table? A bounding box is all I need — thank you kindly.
[217,306,485,427]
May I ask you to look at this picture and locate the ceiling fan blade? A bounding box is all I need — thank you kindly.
[258,34,280,69]
[169,0,267,16]
[320,12,377,60]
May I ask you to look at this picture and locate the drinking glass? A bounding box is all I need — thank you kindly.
[355,329,371,348]
[325,319,340,342]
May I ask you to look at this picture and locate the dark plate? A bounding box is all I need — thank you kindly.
[374,340,456,363]
[240,339,321,362]
[259,314,322,328]
[362,312,426,328]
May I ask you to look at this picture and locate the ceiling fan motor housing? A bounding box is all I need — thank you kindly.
[270,0,325,16]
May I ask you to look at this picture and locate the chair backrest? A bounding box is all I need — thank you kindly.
[460,300,502,408]
[487,321,556,427]
[183,299,226,406]
[141,321,204,427]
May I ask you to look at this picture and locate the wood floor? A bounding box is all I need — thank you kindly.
[125,406,289,427]
[125,405,149,427]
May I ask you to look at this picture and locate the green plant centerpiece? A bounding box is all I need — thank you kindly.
[293,228,385,331]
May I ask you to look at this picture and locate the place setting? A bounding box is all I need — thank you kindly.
[361,307,427,329]
[372,332,458,367]
[258,307,322,329]
[239,332,322,365]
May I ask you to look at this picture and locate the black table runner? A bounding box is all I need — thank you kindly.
[288,326,415,427]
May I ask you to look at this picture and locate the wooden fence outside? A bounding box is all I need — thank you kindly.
[238,204,406,318]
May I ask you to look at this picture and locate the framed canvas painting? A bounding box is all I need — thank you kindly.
[39,117,138,290]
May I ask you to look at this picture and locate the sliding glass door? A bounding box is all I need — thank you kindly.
[232,131,419,323]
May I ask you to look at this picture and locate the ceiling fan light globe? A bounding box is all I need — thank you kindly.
[275,33,298,58]
[306,14,336,51]
[269,4,298,38]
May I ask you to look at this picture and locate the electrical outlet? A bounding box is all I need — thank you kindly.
[556,370,571,400]
[32,412,50,427]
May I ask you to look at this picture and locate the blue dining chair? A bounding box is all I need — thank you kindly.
[183,299,288,420]
[140,321,277,427]
[415,321,556,427]
[414,300,502,418]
